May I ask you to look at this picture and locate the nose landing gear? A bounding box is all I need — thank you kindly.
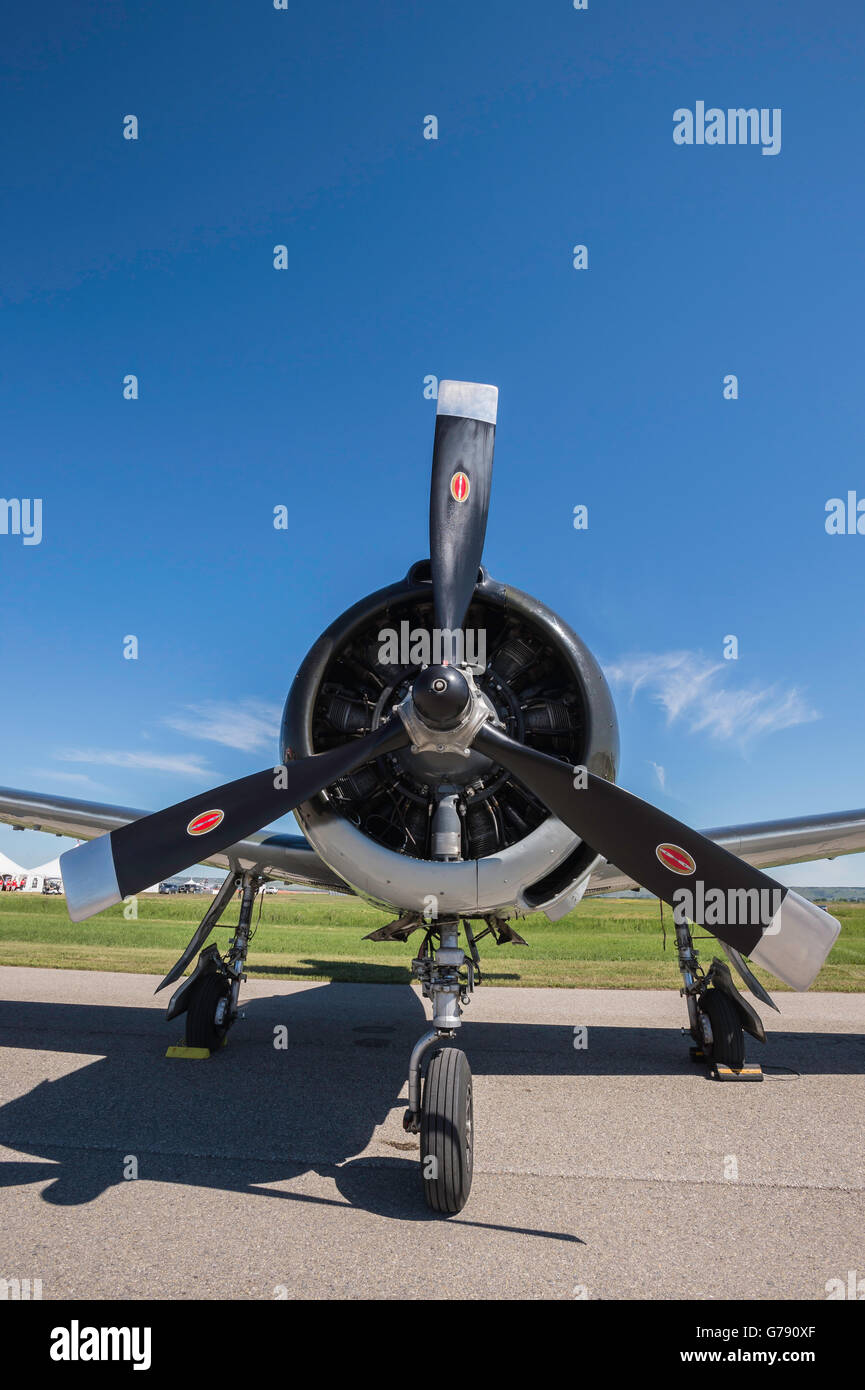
[403,915,475,1213]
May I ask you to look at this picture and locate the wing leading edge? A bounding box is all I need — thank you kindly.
[587,807,865,895]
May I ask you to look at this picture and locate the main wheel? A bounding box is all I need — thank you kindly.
[700,988,745,1069]
[185,972,231,1051]
[420,1047,473,1214]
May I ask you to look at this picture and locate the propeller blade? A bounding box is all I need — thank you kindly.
[474,724,840,990]
[60,720,408,921]
[429,380,497,661]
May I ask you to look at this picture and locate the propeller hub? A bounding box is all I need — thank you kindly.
[411,665,471,730]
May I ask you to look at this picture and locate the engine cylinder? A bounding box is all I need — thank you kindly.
[281,563,619,917]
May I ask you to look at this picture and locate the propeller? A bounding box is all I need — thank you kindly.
[429,380,497,664]
[58,375,840,997]
[60,720,408,921]
[473,723,840,990]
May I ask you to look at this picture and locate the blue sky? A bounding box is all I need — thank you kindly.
[2,1,864,885]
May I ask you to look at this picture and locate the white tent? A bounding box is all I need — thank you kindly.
[20,856,63,893]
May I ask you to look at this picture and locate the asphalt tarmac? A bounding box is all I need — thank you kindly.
[1,966,862,1300]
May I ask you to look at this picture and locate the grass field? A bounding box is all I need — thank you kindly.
[1,890,864,990]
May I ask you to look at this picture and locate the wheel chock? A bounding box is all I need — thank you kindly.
[688,1045,706,1064]
[713,1062,763,1082]
[165,1035,228,1058]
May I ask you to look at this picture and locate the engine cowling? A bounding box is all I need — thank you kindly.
[281,563,619,920]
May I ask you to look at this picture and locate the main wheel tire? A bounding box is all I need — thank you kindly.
[700,988,746,1069]
[185,972,231,1051]
[420,1047,473,1214]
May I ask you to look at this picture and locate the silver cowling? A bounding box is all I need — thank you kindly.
[281,564,619,921]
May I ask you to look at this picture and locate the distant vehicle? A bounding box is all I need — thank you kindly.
[178,882,203,894]
[158,882,179,894]
[262,883,282,894]
[41,878,62,895]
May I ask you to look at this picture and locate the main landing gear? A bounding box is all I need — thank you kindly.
[674,913,769,1075]
[158,869,263,1052]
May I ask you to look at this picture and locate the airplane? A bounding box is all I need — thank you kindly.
[2,378,864,1216]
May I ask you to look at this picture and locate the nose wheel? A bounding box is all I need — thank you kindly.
[419,1047,474,1214]
[402,915,477,1213]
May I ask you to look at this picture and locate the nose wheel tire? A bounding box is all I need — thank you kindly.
[699,987,746,1069]
[185,972,231,1051]
[419,1047,474,1214]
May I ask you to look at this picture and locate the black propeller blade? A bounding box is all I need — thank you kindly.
[60,720,408,921]
[474,724,839,987]
[429,380,497,663]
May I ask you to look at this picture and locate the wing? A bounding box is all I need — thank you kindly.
[0,785,352,894]
[586,807,865,895]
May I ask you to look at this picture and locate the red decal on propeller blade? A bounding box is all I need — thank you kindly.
[187,809,225,837]
[655,842,696,875]
[450,471,470,502]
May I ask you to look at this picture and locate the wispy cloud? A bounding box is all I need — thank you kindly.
[33,770,106,790]
[604,651,819,745]
[648,760,666,790]
[58,749,212,777]
[162,698,282,754]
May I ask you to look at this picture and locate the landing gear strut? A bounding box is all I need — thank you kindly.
[161,869,263,1051]
[403,916,474,1213]
[674,914,766,1071]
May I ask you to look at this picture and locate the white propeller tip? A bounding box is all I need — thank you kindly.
[437,381,498,425]
[60,836,121,921]
[750,890,841,990]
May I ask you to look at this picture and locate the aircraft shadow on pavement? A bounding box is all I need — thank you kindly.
[0,981,862,1233]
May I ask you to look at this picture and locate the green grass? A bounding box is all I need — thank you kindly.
[1,891,864,990]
